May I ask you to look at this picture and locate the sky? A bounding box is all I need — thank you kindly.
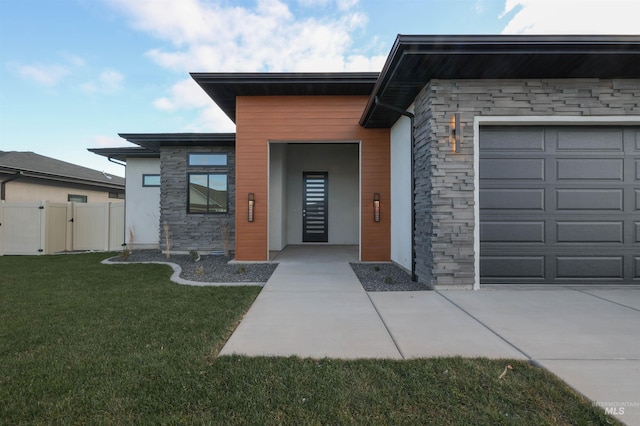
[1,0,638,178]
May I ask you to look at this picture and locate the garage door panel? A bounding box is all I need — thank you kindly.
[481,188,545,210]
[481,159,545,180]
[556,158,624,180]
[480,125,638,285]
[556,189,623,210]
[557,129,623,151]
[480,127,545,151]
[481,256,545,279]
[482,221,545,243]
[556,257,624,279]
[556,222,624,243]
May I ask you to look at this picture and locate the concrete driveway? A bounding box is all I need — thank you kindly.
[221,246,640,425]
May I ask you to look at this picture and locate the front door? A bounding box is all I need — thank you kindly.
[302,172,328,242]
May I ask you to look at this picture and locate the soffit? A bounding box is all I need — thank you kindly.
[361,35,640,128]
[191,73,379,123]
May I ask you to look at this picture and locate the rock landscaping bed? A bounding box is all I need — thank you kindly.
[111,250,277,283]
[350,263,429,291]
[112,251,424,290]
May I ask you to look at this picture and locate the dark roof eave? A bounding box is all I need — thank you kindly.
[191,72,379,123]
[361,34,640,128]
[117,133,236,151]
[88,147,159,162]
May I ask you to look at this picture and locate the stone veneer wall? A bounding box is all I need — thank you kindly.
[413,78,640,289]
[160,146,235,253]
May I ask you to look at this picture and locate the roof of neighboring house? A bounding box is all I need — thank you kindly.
[191,72,379,123]
[0,150,125,190]
[361,34,640,128]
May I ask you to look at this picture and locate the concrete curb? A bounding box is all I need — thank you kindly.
[101,258,265,287]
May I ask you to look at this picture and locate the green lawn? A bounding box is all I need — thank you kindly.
[0,253,619,425]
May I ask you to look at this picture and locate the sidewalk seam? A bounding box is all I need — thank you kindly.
[571,288,640,313]
[366,292,406,360]
[436,291,533,361]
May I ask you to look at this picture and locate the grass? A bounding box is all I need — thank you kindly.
[0,253,619,425]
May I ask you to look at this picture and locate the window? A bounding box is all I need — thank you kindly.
[68,194,87,203]
[109,192,125,199]
[188,153,227,167]
[188,173,228,213]
[142,174,161,187]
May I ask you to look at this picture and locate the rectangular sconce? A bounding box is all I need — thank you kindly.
[450,112,461,153]
[373,193,381,222]
[248,193,255,222]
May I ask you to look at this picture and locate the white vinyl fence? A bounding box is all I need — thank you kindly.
[0,201,124,256]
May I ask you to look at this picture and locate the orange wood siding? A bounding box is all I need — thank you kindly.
[235,95,390,261]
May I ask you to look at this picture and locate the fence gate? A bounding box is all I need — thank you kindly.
[0,202,46,255]
[73,203,109,251]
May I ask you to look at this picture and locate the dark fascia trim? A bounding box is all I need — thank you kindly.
[117,133,236,151]
[191,72,379,82]
[360,34,640,127]
[88,147,159,162]
[191,72,379,123]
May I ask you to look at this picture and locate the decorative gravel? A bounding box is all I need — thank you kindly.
[110,250,277,283]
[110,251,425,289]
[350,263,430,292]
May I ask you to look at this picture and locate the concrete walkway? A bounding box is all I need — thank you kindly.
[220,246,640,424]
[221,245,401,358]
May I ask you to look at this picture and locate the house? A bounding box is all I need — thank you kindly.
[0,151,126,256]
[0,150,125,202]
[91,35,640,288]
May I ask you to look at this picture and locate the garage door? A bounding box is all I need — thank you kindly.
[480,125,640,284]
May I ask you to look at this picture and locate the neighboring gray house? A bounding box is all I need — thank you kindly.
[92,34,640,288]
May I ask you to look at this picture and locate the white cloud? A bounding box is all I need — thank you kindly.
[60,53,86,68]
[11,62,72,86]
[135,4,371,73]
[105,0,384,130]
[152,78,211,111]
[8,52,88,86]
[501,0,640,34]
[91,135,132,148]
[297,0,358,10]
[82,69,124,94]
[106,0,386,132]
[188,104,236,132]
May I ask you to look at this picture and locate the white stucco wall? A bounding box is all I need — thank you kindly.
[283,143,359,245]
[390,104,414,271]
[125,157,160,249]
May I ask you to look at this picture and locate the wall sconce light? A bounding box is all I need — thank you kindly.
[450,112,461,153]
[373,193,381,222]
[248,193,255,222]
